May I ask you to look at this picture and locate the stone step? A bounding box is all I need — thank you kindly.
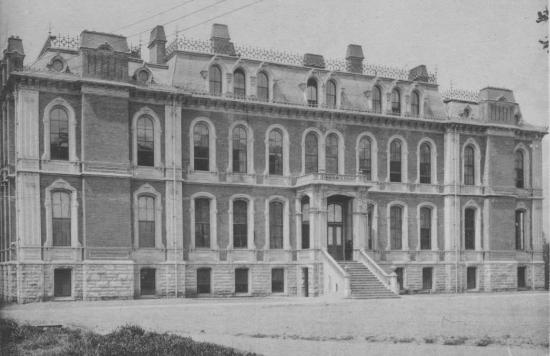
[338,260,398,300]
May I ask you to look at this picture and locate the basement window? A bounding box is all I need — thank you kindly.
[54,269,72,298]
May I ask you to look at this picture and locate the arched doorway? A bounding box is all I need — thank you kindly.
[327,195,353,260]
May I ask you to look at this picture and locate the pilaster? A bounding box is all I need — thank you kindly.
[15,88,39,169]
[16,173,41,260]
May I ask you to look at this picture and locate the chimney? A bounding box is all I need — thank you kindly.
[3,36,25,72]
[210,24,236,56]
[345,44,363,74]
[148,25,166,64]
[408,65,429,82]
[303,53,325,69]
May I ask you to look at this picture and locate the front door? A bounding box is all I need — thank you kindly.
[327,203,344,260]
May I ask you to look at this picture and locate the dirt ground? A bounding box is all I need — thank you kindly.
[1,291,548,356]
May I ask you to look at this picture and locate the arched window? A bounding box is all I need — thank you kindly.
[390,205,403,250]
[464,207,476,250]
[411,91,420,117]
[420,207,431,250]
[195,198,211,248]
[138,195,155,248]
[193,123,209,171]
[305,132,318,174]
[233,69,246,98]
[269,129,283,175]
[257,71,269,101]
[325,133,339,175]
[326,80,336,108]
[419,143,431,184]
[52,191,71,246]
[269,201,284,249]
[389,140,402,182]
[358,136,372,179]
[50,106,69,160]
[515,150,524,188]
[137,116,154,166]
[306,78,318,107]
[209,65,222,96]
[372,86,382,113]
[301,197,310,249]
[391,88,401,114]
[232,125,247,173]
[233,200,248,248]
[464,145,475,185]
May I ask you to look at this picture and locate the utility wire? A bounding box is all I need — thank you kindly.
[168,0,263,38]
[126,0,231,39]
[113,0,196,33]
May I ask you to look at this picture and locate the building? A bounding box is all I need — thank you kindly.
[0,24,546,303]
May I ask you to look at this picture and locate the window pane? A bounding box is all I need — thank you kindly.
[301,198,310,249]
[372,86,382,113]
[232,126,247,173]
[390,140,402,182]
[464,146,475,185]
[390,206,402,250]
[50,107,69,160]
[305,132,318,173]
[326,80,336,108]
[270,201,283,249]
[358,137,371,179]
[420,207,431,250]
[307,78,317,107]
[257,72,269,101]
[233,200,248,248]
[233,69,246,98]
[269,129,283,175]
[419,143,431,184]
[411,91,420,117]
[137,116,154,166]
[138,196,155,248]
[194,123,209,171]
[465,208,475,250]
[53,218,71,246]
[515,151,524,188]
[515,210,524,250]
[209,66,222,95]
[195,198,210,248]
[391,89,401,114]
[325,133,339,174]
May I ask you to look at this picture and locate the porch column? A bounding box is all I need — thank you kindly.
[295,197,302,250]
[352,192,368,251]
[310,189,327,249]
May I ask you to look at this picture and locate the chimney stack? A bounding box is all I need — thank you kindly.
[3,36,25,72]
[408,65,429,82]
[210,24,235,56]
[148,25,166,64]
[345,44,363,74]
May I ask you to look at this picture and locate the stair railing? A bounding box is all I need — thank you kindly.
[321,250,351,298]
[356,249,399,295]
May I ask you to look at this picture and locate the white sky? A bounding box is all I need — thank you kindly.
[1,0,549,235]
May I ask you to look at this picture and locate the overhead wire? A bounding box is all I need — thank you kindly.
[125,0,231,39]
[112,0,197,33]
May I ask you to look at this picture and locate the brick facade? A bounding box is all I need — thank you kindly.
[0,26,546,303]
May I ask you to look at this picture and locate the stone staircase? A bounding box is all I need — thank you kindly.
[339,261,399,299]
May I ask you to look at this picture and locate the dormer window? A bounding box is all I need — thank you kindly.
[137,70,149,82]
[233,69,246,98]
[209,65,222,96]
[257,71,269,101]
[326,80,336,108]
[306,78,318,107]
[411,90,420,117]
[391,88,401,114]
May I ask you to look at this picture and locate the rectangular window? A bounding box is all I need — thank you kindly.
[464,208,475,250]
[517,266,526,288]
[197,268,211,294]
[235,268,249,293]
[271,268,284,293]
[467,267,476,290]
[422,267,433,290]
[390,206,402,250]
[420,208,431,250]
[195,199,210,248]
[54,269,72,297]
[270,201,284,249]
[53,218,71,246]
[138,220,155,248]
[233,200,248,248]
[515,210,524,250]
